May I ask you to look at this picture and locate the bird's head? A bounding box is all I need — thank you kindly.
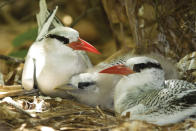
[99,56,163,76]
[45,26,100,54]
[68,73,98,93]
[54,73,98,94]
[55,73,102,105]
[55,72,115,109]
[36,3,100,54]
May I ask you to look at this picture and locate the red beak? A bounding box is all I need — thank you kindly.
[99,64,135,75]
[68,38,101,54]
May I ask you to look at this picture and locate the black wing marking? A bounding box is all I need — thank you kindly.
[32,58,38,89]
[171,89,196,108]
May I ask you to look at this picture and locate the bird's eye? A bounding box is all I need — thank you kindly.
[78,82,95,89]
[46,34,69,44]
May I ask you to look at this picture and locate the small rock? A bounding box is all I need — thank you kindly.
[55,97,62,102]
[0,73,4,86]
[38,95,52,100]
[177,51,196,83]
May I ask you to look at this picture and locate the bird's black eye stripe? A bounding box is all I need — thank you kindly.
[78,82,95,89]
[133,62,162,72]
[47,34,69,44]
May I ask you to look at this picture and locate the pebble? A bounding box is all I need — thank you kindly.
[177,51,196,83]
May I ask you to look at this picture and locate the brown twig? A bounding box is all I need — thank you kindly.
[70,6,100,28]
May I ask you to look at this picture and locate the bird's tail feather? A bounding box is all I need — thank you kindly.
[36,0,64,34]
[36,0,48,33]
[36,6,58,41]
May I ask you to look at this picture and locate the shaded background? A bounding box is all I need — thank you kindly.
[0,1,196,130]
[0,0,115,65]
[0,0,196,63]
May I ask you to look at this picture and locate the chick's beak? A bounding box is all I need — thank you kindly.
[99,64,135,75]
[68,38,101,54]
[55,83,76,91]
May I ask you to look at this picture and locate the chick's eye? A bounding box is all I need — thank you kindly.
[78,82,95,89]
[47,34,69,44]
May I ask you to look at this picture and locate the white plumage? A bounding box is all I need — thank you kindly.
[22,0,98,98]
[57,48,179,109]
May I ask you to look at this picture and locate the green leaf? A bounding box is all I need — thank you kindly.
[9,49,28,58]
[12,27,38,47]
